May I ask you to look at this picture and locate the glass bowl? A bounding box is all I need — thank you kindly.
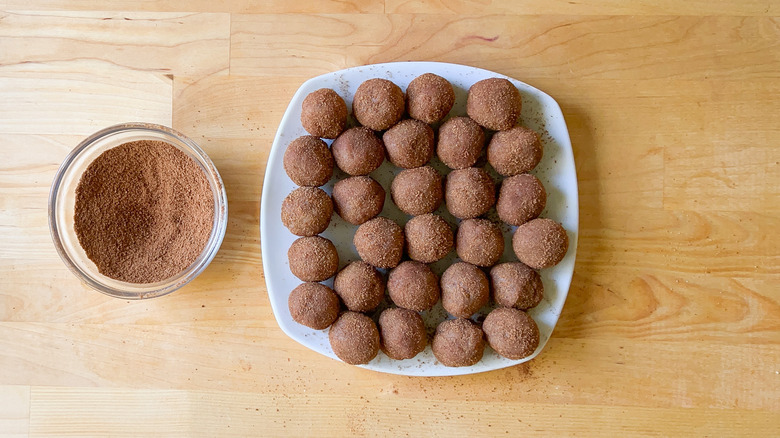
[48,123,228,299]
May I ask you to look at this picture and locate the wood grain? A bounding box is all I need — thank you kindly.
[0,386,28,438]
[0,0,382,13]
[0,3,779,436]
[230,14,780,80]
[27,387,780,437]
[386,0,780,16]
[665,144,780,213]
[558,271,780,343]
[0,66,171,136]
[0,322,778,412]
[0,11,230,76]
[4,0,779,15]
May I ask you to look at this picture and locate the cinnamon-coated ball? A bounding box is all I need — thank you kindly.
[329,311,380,365]
[332,176,385,225]
[444,167,496,219]
[488,126,543,176]
[432,318,485,367]
[354,217,404,269]
[301,88,347,139]
[288,283,340,330]
[440,262,489,318]
[466,78,522,131]
[456,219,504,267]
[482,307,540,360]
[331,127,385,176]
[281,187,332,236]
[390,166,443,216]
[378,307,427,360]
[283,135,334,187]
[288,236,339,281]
[512,218,569,269]
[490,262,544,310]
[406,73,455,124]
[353,78,405,131]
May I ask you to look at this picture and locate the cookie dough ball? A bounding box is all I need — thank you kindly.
[390,166,443,216]
[488,126,543,176]
[483,307,540,360]
[383,119,435,169]
[432,318,485,367]
[288,283,340,330]
[456,219,504,267]
[354,217,404,268]
[404,214,453,264]
[387,261,440,311]
[329,311,380,365]
[497,173,546,226]
[283,135,334,187]
[288,236,339,281]
[281,187,333,236]
[331,127,385,176]
[301,88,347,139]
[406,73,455,124]
[437,117,485,170]
[490,262,544,310]
[444,167,496,219]
[512,218,569,269]
[378,307,427,360]
[441,262,489,318]
[466,78,522,131]
[332,176,385,225]
[353,78,405,131]
[333,261,385,312]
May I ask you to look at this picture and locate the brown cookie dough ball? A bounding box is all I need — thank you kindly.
[437,117,485,170]
[404,214,454,264]
[483,307,540,360]
[288,282,340,330]
[387,261,440,311]
[390,166,443,216]
[488,126,543,176]
[432,318,485,367]
[497,173,546,226]
[354,217,404,269]
[329,311,380,365]
[441,262,489,318]
[332,176,385,225]
[444,167,496,219]
[288,236,339,282]
[512,218,569,269]
[333,261,385,312]
[281,187,333,236]
[353,78,405,131]
[466,78,522,131]
[378,307,427,360]
[301,88,347,139]
[406,73,455,124]
[456,219,504,267]
[331,127,385,176]
[283,135,334,187]
[383,119,435,169]
[490,262,544,310]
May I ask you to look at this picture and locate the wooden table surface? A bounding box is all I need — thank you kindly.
[1,1,779,436]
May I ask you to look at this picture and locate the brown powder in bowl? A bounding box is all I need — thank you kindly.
[74,140,215,284]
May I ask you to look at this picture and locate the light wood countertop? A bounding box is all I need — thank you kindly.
[0,2,778,436]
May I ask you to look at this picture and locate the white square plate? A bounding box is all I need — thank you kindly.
[261,62,578,376]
